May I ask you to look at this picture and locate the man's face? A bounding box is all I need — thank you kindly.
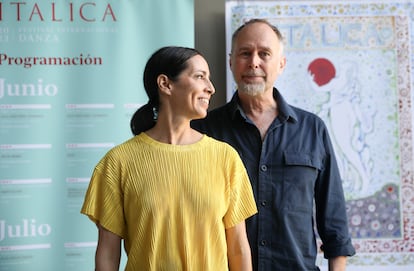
[230,22,286,96]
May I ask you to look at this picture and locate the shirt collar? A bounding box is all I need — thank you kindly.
[228,88,298,123]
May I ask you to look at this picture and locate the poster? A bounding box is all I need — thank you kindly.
[226,1,414,270]
[0,1,194,270]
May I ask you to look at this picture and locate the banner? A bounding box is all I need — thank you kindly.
[226,1,414,270]
[0,1,194,270]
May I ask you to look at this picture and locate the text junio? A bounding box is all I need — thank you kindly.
[0,78,58,99]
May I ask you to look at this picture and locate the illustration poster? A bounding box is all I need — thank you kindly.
[226,1,414,270]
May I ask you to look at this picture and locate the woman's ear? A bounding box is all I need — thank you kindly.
[157,74,172,95]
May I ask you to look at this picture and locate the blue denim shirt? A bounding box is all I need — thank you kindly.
[192,88,355,271]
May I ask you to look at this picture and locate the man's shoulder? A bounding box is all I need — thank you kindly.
[288,104,325,124]
[191,103,234,136]
[194,103,232,124]
[208,102,232,116]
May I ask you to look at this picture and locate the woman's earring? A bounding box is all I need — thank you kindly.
[152,107,158,121]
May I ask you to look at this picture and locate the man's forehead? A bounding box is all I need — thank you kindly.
[236,26,279,42]
[235,43,273,51]
[232,22,280,51]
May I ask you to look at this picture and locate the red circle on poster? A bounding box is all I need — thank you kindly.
[308,58,336,86]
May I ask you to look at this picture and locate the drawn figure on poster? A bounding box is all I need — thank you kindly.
[307,58,376,195]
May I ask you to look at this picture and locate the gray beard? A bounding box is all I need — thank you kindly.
[238,82,266,96]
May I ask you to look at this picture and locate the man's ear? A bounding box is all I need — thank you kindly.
[157,74,172,95]
[280,56,287,70]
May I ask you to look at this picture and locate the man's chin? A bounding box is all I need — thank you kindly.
[238,84,266,96]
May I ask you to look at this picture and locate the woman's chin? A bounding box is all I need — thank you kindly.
[192,111,207,120]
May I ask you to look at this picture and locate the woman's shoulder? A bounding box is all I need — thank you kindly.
[103,134,144,158]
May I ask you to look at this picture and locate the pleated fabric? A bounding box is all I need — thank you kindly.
[81,132,257,271]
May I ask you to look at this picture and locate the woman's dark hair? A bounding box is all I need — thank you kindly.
[130,46,202,135]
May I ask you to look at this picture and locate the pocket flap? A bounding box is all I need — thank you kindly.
[283,151,322,170]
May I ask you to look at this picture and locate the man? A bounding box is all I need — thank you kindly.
[192,19,355,270]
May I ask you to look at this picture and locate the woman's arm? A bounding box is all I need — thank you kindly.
[95,224,122,271]
[328,256,347,271]
[226,221,252,271]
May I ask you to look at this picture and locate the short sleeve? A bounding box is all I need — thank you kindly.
[80,152,126,238]
[223,149,257,228]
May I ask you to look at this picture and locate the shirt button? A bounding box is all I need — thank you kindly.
[261,201,267,206]
[260,165,267,171]
[260,240,267,246]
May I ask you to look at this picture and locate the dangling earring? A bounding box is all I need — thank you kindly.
[152,107,158,121]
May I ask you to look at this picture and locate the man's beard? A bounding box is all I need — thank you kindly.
[238,82,266,96]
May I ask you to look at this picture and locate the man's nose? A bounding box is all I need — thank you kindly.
[248,53,260,69]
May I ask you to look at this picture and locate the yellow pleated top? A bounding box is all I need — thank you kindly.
[81,132,257,271]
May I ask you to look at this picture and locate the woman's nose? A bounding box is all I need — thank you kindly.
[207,81,215,95]
[207,85,215,95]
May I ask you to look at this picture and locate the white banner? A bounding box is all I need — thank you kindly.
[0,1,194,270]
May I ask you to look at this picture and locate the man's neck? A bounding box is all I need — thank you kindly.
[237,90,278,140]
[238,89,277,115]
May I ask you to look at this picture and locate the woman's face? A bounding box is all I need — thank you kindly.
[170,55,215,120]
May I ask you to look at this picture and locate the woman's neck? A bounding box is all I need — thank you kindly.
[145,120,203,145]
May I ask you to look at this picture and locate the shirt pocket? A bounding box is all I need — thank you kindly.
[282,151,322,212]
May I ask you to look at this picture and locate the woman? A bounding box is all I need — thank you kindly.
[81,46,257,271]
